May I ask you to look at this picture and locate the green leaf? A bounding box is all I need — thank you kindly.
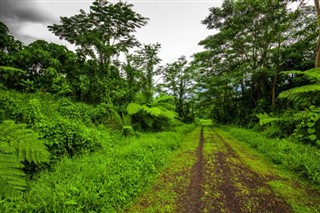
[309,134,317,141]
[127,103,142,115]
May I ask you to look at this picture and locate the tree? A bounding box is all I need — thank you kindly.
[194,0,316,125]
[314,0,320,67]
[48,0,148,104]
[48,0,147,77]
[0,21,23,65]
[161,56,195,122]
[11,40,76,94]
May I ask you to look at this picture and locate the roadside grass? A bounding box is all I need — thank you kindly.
[0,125,196,213]
[126,127,201,213]
[215,126,320,213]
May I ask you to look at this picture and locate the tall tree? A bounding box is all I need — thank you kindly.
[314,0,320,67]
[127,43,162,101]
[161,56,195,122]
[48,0,148,103]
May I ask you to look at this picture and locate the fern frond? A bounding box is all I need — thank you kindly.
[281,68,320,81]
[0,120,49,197]
[279,85,320,101]
[159,109,177,120]
[127,103,142,115]
[256,113,286,126]
[153,94,174,104]
[302,68,320,81]
[1,120,50,164]
[142,106,162,116]
[154,102,175,111]
[135,93,150,105]
[121,113,132,126]
[0,153,26,196]
[0,142,15,154]
[143,116,154,127]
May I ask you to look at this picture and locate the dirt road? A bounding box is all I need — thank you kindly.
[127,126,317,213]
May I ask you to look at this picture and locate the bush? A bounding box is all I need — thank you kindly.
[0,90,111,161]
[35,118,110,159]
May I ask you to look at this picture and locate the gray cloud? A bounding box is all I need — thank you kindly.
[0,0,56,25]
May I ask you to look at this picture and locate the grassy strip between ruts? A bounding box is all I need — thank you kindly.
[0,124,196,213]
[216,126,320,213]
[126,126,201,212]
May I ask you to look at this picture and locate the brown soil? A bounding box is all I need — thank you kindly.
[180,127,292,213]
[200,129,293,213]
[181,126,205,213]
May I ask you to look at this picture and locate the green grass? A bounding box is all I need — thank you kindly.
[127,127,201,212]
[216,126,320,212]
[0,125,196,212]
[196,118,213,126]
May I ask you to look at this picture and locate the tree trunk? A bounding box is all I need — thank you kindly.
[314,0,320,67]
[272,72,278,106]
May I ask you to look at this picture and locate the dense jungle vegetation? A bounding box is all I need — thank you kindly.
[1,0,320,212]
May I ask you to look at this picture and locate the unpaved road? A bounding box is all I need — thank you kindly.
[127,126,316,213]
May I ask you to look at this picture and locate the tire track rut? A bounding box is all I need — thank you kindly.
[182,126,205,212]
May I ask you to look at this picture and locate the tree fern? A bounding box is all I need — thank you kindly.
[126,93,177,131]
[127,103,142,115]
[256,113,287,126]
[282,68,320,82]
[266,68,320,145]
[152,94,174,104]
[278,85,320,101]
[280,68,320,102]
[142,106,162,117]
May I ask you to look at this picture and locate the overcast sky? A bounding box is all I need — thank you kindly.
[0,0,222,64]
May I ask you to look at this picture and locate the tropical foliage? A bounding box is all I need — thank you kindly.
[0,0,320,211]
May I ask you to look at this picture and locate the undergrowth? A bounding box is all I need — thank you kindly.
[0,124,195,212]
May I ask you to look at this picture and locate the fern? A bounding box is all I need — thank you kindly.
[280,68,320,102]
[281,68,320,81]
[143,116,154,127]
[256,113,286,126]
[278,85,320,101]
[1,120,50,164]
[160,109,177,120]
[0,120,50,197]
[0,153,26,198]
[142,106,162,117]
[127,103,142,115]
[152,94,174,104]
[126,94,177,131]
